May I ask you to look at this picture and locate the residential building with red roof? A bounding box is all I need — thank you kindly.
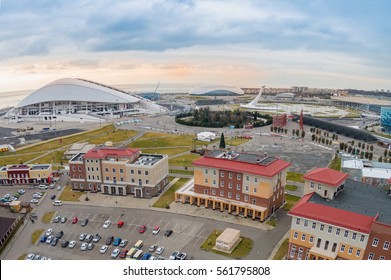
[175,150,291,221]
[288,168,391,260]
[69,146,168,198]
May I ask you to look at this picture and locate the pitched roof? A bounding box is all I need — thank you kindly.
[303,167,349,187]
[193,155,290,177]
[83,146,140,159]
[288,193,375,233]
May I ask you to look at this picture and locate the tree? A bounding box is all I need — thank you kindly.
[384,149,388,157]
[270,126,274,132]
[301,130,305,138]
[370,145,374,152]
[351,140,355,146]
[379,156,383,162]
[219,133,226,149]
[312,135,316,141]
[295,129,300,137]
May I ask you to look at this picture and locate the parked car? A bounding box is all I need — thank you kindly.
[30,198,39,204]
[60,217,67,223]
[13,193,20,198]
[26,253,35,260]
[49,184,55,189]
[103,220,111,229]
[46,235,54,244]
[57,185,62,191]
[100,245,108,254]
[87,243,94,250]
[111,248,120,259]
[139,225,147,234]
[18,189,26,195]
[176,252,187,260]
[85,234,93,243]
[156,246,165,255]
[79,233,87,241]
[152,226,160,235]
[50,195,56,200]
[39,185,48,189]
[53,200,63,206]
[119,249,129,259]
[169,251,179,260]
[93,233,101,243]
[106,236,114,245]
[72,217,78,224]
[119,239,128,248]
[165,229,173,237]
[80,242,88,251]
[80,218,89,226]
[40,235,47,243]
[55,231,64,239]
[45,228,53,236]
[148,244,157,252]
[61,240,69,248]
[50,238,59,246]
[53,216,61,223]
[117,221,124,228]
[68,240,76,248]
[113,237,122,246]
[33,194,42,199]
[141,252,152,260]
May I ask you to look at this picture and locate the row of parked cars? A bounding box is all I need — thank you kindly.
[25,253,51,260]
[1,189,26,204]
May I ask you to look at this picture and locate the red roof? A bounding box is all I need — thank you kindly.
[288,193,374,233]
[303,168,349,187]
[193,157,290,177]
[84,147,140,159]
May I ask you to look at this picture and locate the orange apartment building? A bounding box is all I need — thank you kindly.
[288,167,391,260]
[175,150,290,221]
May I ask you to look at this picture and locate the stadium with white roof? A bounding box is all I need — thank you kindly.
[189,85,244,96]
[6,78,166,121]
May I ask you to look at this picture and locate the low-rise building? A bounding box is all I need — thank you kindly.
[288,168,391,260]
[64,142,96,159]
[214,228,241,253]
[69,146,169,198]
[175,150,290,221]
[0,164,52,185]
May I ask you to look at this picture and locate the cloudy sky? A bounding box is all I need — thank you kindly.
[0,0,390,92]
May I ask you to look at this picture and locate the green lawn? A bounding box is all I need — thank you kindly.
[169,169,194,175]
[33,149,67,165]
[227,138,251,146]
[285,185,298,191]
[0,152,45,165]
[200,230,253,259]
[283,194,301,211]
[88,129,138,145]
[273,238,289,260]
[141,147,190,156]
[42,211,55,224]
[169,153,201,167]
[32,229,44,244]
[128,132,195,148]
[59,184,84,201]
[266,219,277,227]
[286,171,305,183]
[329,156,341,171]
[152,178,190,208]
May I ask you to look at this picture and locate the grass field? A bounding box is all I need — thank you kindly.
[266,219,277,227]
[128,132,195,149]
[286,171,305,183]
[285,185,298,191]
[169,169,194,175]
[152,178,190,208]
[0,152,45,165]
[283,194,301,211]
[59,184,84,201]
[169,153,201,167]
[32,229,44,244]
[227,138,251,146]
[34,149,67,165]
[273,238,289,260]
[42,211,55,224]
[88,129,138,145]
[328,156,341,171]
[141,147,190,156]
[200,230,253,259]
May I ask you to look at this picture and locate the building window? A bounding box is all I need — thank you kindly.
[254,177,258,183]
[324,241,329,250]
[289,245,296,258]
[320,224,324,231]
[236,194,240,200]
[205,169,208,174]
[213,180,216,185]
[221,171,224,177]
[368,253,374,260]
[296,218,300,225]
[372,238,379,247]
[312,222,316,229]
[344,230,349,238]
[293,232,298,239]
[379,256,385,260]
[105,168,108,172]
[91,167,94,172]
[252,199,256,205]
[348,247,353,255]
[301,234,306,241]
[317,184,321,191]
[246,176,250,181]
[120,169,123,174]
[237,174,241,180]
[228,192,232,198]
[73,183,77,188]
[316,238,321,248]
[131,178,135,183]
[236,184,241,190]
[297,248,303,260]
[220,181,224,187]
[220,190,224,196]
[328,226,333,234]
[105,177,109,181]
[253,187,257,193]
[204,189,208,195]
[145,189,150,195]
[112,168,116,173]
[356,250,361,257]
[119,177,123,182]
[340,245,345,252]
[332,243,337,252]
[304,220,308,227]
[310,182,314,189]
[309,236,314,243]
[360,235,365,242]
[244,195,248,202]
[72,166,75,171]
[213,170,216,175]
[87,167,90,172]
[352,233,357,240]
[229,172,232,179]
[88,175,91,180]
[204,179,208,184]
[212,189,216,195]
[383,241,390,250]
[245,185,249,192]
[78,166,81,171]
[96,167,99,171]
[228,182,232,189]
[131,170,134,174]
[137,170,141,175]
[336,228,340,236]
[79,175,82,179]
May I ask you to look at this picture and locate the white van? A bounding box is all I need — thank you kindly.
[134,240,143,249]
[39,185,48,189]
[53,200,63,206]
[126,248,137,259]
[132,250,143,260]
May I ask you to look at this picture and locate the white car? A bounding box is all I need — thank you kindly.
[46,235,54,244]
[69,240,76,248]
[119,239,128,248]
[33,194,42,199]
[156,246,165,255]
[103,220,111,229]
[57,185,62,191]
[30,199,39,204]
[18,189,26,195]
[100,245,109,254]
[26,253,35,260]
[80,242,88,251]
[53,200,63,206]
[111,248,120,259]
[45,228,53,236]
[79,233,87,241]
[39,185,48,189]
[152,226,160,235]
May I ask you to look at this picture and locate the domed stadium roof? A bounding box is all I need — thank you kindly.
[189,85,244,96]
[15,78,141,108]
